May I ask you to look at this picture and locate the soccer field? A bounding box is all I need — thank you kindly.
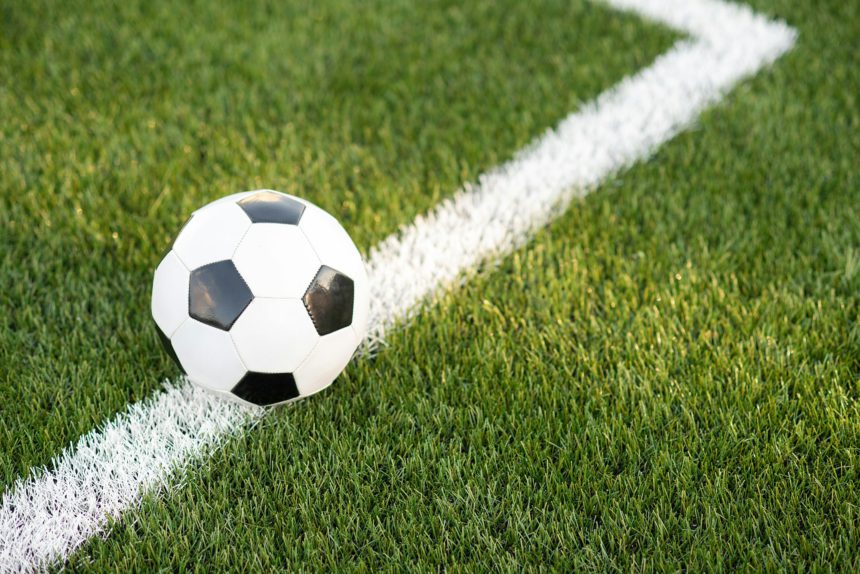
[1,0,858,570]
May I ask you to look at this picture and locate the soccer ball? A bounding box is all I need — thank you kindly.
[151,190,369,407]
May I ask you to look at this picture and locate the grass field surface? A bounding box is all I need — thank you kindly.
[1,0,858,570]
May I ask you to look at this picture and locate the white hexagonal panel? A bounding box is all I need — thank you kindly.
[151,250,190,337]
[171,319,247,392]
[233,224,320,298]
[230,298,319,373]
[350,263,370,341]
[293,326,358,397]
[298,204,366,281]
[172,202,252,270]
[298,204,369,337]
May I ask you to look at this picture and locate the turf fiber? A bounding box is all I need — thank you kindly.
[1,0,858,570]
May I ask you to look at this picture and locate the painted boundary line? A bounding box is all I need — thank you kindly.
[0,1,796,571]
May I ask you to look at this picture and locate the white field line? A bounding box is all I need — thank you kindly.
[0,0,795,571]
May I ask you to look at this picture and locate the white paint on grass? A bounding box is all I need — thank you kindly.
[364,0,796,345]
[0,385,263,572]
[0,0,795,571]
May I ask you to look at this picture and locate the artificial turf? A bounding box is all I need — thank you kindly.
[1,0,859,570]
[0,0,672,485]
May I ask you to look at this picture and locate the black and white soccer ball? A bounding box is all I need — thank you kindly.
[151,190,369,407]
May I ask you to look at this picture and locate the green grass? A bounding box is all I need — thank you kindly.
[2,0,860,570]
[0,0,672,485]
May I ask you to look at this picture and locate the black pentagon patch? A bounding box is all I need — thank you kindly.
[238,191,305,224]
[302,265,354,336]
[231,372,299,406]
[189,260,253,331]
[154,324,186,374]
